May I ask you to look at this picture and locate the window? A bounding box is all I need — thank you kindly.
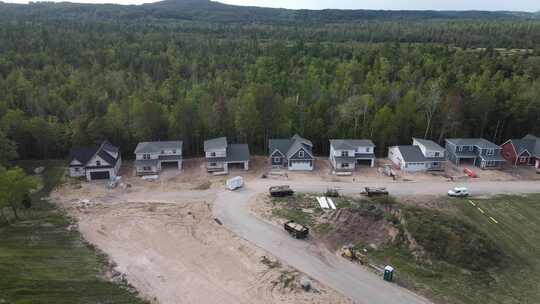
[210,162,217,167]
[96,160,101,166]
[365,147,370,153]
[341,163,350,168]
[486,149,494,156]
[298,150,305,158]
[341,151,349,157]
[434,152,440,157]
[74,167,80,172]
[273,157,281,163]
[173,149,176,154]
[161,150,165,154]
[143,154,151,160]
[143,166,151,171]
[520,156,528,163]
[210,152,216,157]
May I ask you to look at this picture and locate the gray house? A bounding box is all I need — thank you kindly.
[68,140,122,181]
[204,137,250,172]
[134,141,183,175]
[329,139,375,171]
[445,138,506,169]
[388,138,445,172]
[269,134,314,171]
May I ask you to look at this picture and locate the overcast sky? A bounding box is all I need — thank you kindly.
[4,0,540,12]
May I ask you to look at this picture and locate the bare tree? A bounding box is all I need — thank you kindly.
[422,81,442,139]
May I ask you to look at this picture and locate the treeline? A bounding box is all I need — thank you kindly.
[1,1,540,48]
[0,20,540,162]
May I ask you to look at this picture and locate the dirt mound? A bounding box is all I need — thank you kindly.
[321,206,396,250]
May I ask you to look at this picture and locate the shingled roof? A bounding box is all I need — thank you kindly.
[269,134,313,159]
[135,141,183,154]
[204,137,227,151]
[69,140,120,167]
[329,139,375,150]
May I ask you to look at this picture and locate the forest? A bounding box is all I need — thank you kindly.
[0,1,540,162]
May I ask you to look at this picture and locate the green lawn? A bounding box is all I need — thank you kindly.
[371,195,540,304]
[0,161,147,304]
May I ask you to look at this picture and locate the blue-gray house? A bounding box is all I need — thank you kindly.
[269,134,314,171]
[445,138,506,169]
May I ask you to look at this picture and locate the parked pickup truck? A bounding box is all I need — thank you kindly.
[269,185,294,197]
[284,220,309,239]
[361,187,389,197]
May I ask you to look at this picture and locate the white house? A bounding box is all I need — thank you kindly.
[204,137,250,172]
[68,141,122,181]
[329,139,376,171]
[134,141,183,175]
[388,138,446,172]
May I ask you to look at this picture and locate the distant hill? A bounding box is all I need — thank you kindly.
[0,0,538,24]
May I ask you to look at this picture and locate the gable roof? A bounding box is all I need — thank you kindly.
[226,144,250,162]
[69,147,98,165]
[394,146,430,163]
[269,134,313,159]
[204,137,227,151]
[412,138,444,151]
[446,138,500,149]
[507,134,540,157]
[286,140,313,159]
[330,139,375,150]
[69,140,120,167]
[135,141,183,154]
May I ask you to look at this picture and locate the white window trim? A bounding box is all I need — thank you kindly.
[273,157,281,163]
[298,150,305,158]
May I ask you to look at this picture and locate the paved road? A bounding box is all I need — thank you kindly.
[213,179,540,304]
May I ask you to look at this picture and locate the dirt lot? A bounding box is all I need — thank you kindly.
[51,183,350,304]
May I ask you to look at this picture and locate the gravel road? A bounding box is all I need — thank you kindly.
[213,179,540,304]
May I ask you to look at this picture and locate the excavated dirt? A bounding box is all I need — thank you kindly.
[321,207,397,251]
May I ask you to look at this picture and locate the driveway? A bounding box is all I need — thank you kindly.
[213,179,540,304]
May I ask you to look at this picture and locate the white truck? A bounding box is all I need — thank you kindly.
[226,176,244,191]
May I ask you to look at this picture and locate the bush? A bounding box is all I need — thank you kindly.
[403,207,505,270]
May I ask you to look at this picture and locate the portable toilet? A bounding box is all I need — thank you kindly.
[383,265,394,282]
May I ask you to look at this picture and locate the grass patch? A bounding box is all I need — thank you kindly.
[0,161,147,304]
[271,208,314,226]
[367,195,540,304]
[314,222,333,235]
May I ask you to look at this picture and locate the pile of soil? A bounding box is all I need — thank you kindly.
[320,205,398,251]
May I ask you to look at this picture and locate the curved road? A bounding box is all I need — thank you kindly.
[213,180,540,304]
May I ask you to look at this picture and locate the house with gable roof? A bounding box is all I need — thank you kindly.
[68,140,122,181]
[204,137,250,172]
[269,134,314,171]
[328,139,376,172]
[445,138,506,169]
[134,141,183,175]
[501,134,540,168]
[388,138,446,172]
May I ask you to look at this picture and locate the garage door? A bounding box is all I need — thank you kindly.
[90,171,110,180]
[289,160,313,171]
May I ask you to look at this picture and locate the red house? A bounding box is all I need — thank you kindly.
[501,134,540,168]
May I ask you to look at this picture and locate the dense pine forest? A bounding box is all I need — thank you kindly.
[0,0,540,162]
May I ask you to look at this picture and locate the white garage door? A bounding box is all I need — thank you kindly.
[289,160,313,171]
[403,162,428,172]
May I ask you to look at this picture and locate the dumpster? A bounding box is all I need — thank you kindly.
[383,265,394,282]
